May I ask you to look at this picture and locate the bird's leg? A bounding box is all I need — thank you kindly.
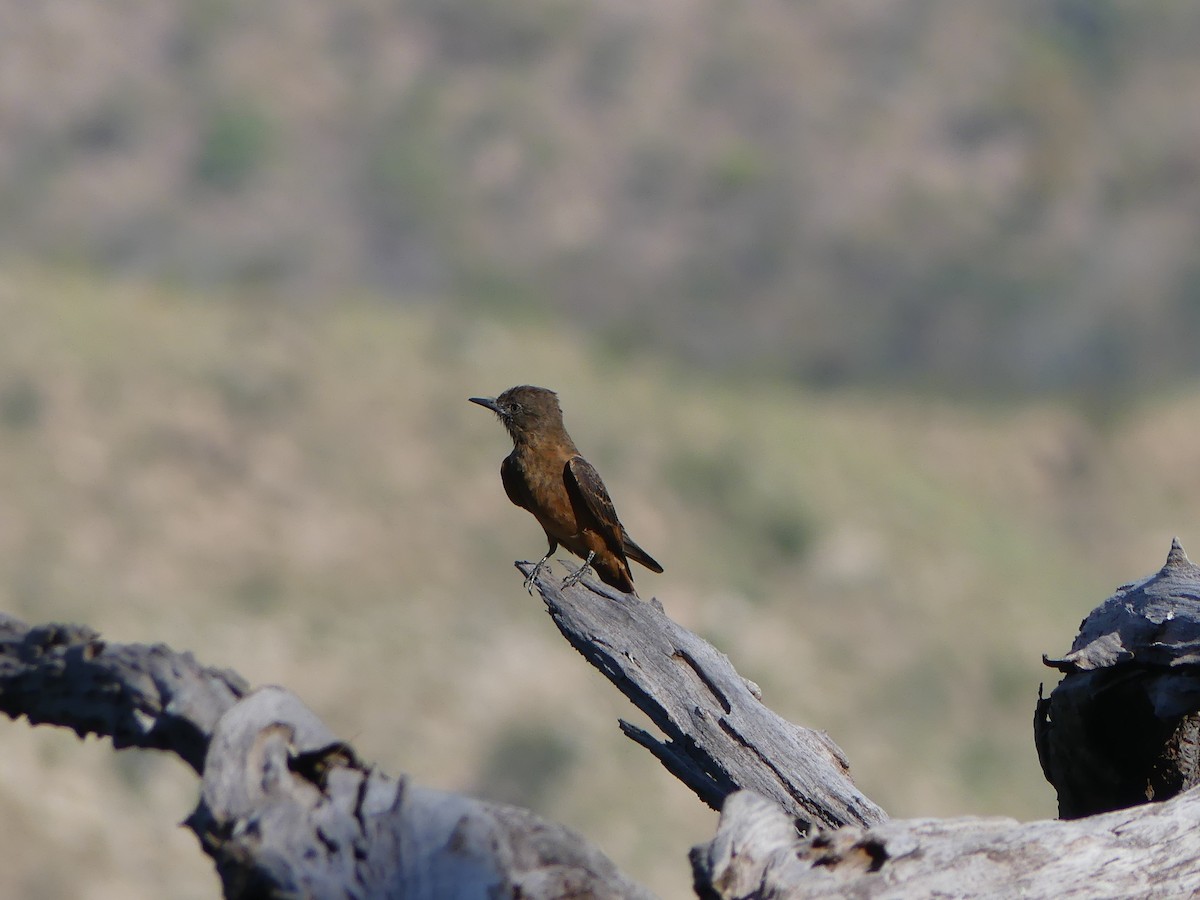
[524,548,555,594]
[561,551,595,590]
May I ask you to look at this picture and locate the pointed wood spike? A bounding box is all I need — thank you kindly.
[1165,536,1191,571]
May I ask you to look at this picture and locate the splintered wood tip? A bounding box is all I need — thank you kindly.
[1165,536,1191,570]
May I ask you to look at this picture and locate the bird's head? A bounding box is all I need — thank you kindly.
[469,385,564,442]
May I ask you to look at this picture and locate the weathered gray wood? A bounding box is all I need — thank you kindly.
[521,560,888,831]
[0,612,247,773]
[0,612,654,899]
[13,538,1200,900]
[1038,538,1200,817]
[188,686,655,899]
[692,787,1200,899]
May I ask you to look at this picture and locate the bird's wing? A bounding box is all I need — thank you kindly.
[564,456,625,551]
[501,454,534,512]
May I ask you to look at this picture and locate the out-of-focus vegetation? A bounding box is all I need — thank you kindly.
[5,2,1200,398]
[0,269,1197,898]
[4,4,1200,898]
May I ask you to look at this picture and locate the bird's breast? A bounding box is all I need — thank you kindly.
[511,448,579,537]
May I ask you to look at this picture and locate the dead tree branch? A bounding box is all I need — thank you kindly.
[692,786,1200,899]
[520,560,887,832]
[528,544,1200,899]
[0,614,246,773]
[0,610,652,899]
[7,538,1200,899]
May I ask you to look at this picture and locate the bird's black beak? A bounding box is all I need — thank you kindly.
[469,396,502,414]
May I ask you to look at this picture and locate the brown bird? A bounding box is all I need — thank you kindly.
[470,385,662,596]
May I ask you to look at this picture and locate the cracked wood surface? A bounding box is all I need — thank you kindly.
[520,559,887,832]
[189,686,653,899]
[0,613,247,773]
[0,611,653,899]
[692,788,1200,899]
[12,546,1200,899]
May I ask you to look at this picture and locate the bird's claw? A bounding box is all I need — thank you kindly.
[524,560,546,595]
[560,551,595,590]
[524,552,554,595]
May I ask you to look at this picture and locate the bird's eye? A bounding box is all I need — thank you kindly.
[510,403,523,414]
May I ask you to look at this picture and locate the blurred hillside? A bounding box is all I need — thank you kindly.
[0,269,1198,898]
[5,1,1200,395]
[5,4,1200,898]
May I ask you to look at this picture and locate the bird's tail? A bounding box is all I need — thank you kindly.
[623,534,663,573]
